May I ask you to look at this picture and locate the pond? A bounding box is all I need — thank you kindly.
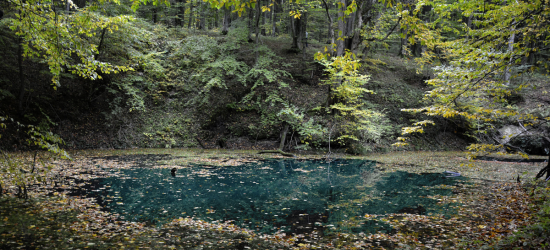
[81,157,466,236]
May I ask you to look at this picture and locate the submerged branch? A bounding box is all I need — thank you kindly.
[257,150,295,157]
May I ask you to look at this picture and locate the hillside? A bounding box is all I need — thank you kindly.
[1,0,548,160]
[0,20,471,153]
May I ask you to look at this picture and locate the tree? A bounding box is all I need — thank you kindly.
[6,0,169,88]
[0,0,170,197]
[221,3,232,34]
[392,0,550,178]
[315,50,388,147]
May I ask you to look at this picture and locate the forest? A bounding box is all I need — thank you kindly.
[1,0,550,249]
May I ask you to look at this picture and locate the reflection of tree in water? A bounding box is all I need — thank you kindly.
[358,171,465,216]
[85,158,465,236]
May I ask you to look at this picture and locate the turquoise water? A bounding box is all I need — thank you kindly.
[88,158,465,235]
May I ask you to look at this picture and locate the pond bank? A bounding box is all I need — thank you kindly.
[1,149,547,249]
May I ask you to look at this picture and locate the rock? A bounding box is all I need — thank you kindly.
[498,125,524,144]
[497,125,549,155]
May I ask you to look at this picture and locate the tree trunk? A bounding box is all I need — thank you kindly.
[505,23,516,86]
[257,122,294,157]
[97,28,107,59]
[279,123,289,151]
[177,0,185,26]
[321,0,335,54]
[271,0,277,37]
[175,3,181,26]
[248,5,254,41]
[301,11,307,58]
[17,37,25,113]
[336,0,346,57]
[535,137,550,181]
[465,14,473,40]
[535,154,550,181]
[347,1,364,54]
[200,2,207,30]
[222,6,231,35]
[188,3,194,29]
[214,8,219,28]
[290,15,301,49]
[398,26,408,57]
[343,2,356,49]
[254,0,262,60]
[153,7,158,23]
[261,2,267,36]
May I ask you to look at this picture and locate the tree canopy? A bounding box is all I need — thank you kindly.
[393,0,550,162]
[0,0,548,161]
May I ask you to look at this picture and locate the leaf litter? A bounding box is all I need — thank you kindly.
[0,149,545,249]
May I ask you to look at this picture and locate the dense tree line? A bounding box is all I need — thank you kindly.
[0,0,549,177]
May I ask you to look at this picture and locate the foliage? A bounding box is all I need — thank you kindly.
[390,0,550,159]
[0,115,69,198]
[175,22,249,107]
[316,50,389,146]
[8,1,122,87]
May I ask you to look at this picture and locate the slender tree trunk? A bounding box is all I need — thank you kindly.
[97,28,107,59]
[271,0,277,37]
[465,14,473,40]
[200,2,207,30]
[248,5,254,41]
[188,2,194,29]
[290,15,301,49]
[290,16,295,46]
[343,2,356,50]
[528,41,536,65]
[216,9,220,28]
[321,0,335,54]
[287,11,292,35]
[17,37,25,113]
[165,6,171,27]
[505,22,516,86]
[348,1,364,54]
[398,26,408,57]
[177,0,185,26]
[175,2,181,26]
[254,0,262,60]
[336,0,346,57]
[222,6,230,34]
[261,3,267,36]
[301,11,307,59]
[279,123,289,151]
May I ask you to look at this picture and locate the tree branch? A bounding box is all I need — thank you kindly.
[365,16,402,42]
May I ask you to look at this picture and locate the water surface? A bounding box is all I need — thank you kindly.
[86,158,465,235]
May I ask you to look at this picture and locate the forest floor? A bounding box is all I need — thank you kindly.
[1,149,548,249]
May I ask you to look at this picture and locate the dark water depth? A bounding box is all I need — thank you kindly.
[81,158,466,235]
